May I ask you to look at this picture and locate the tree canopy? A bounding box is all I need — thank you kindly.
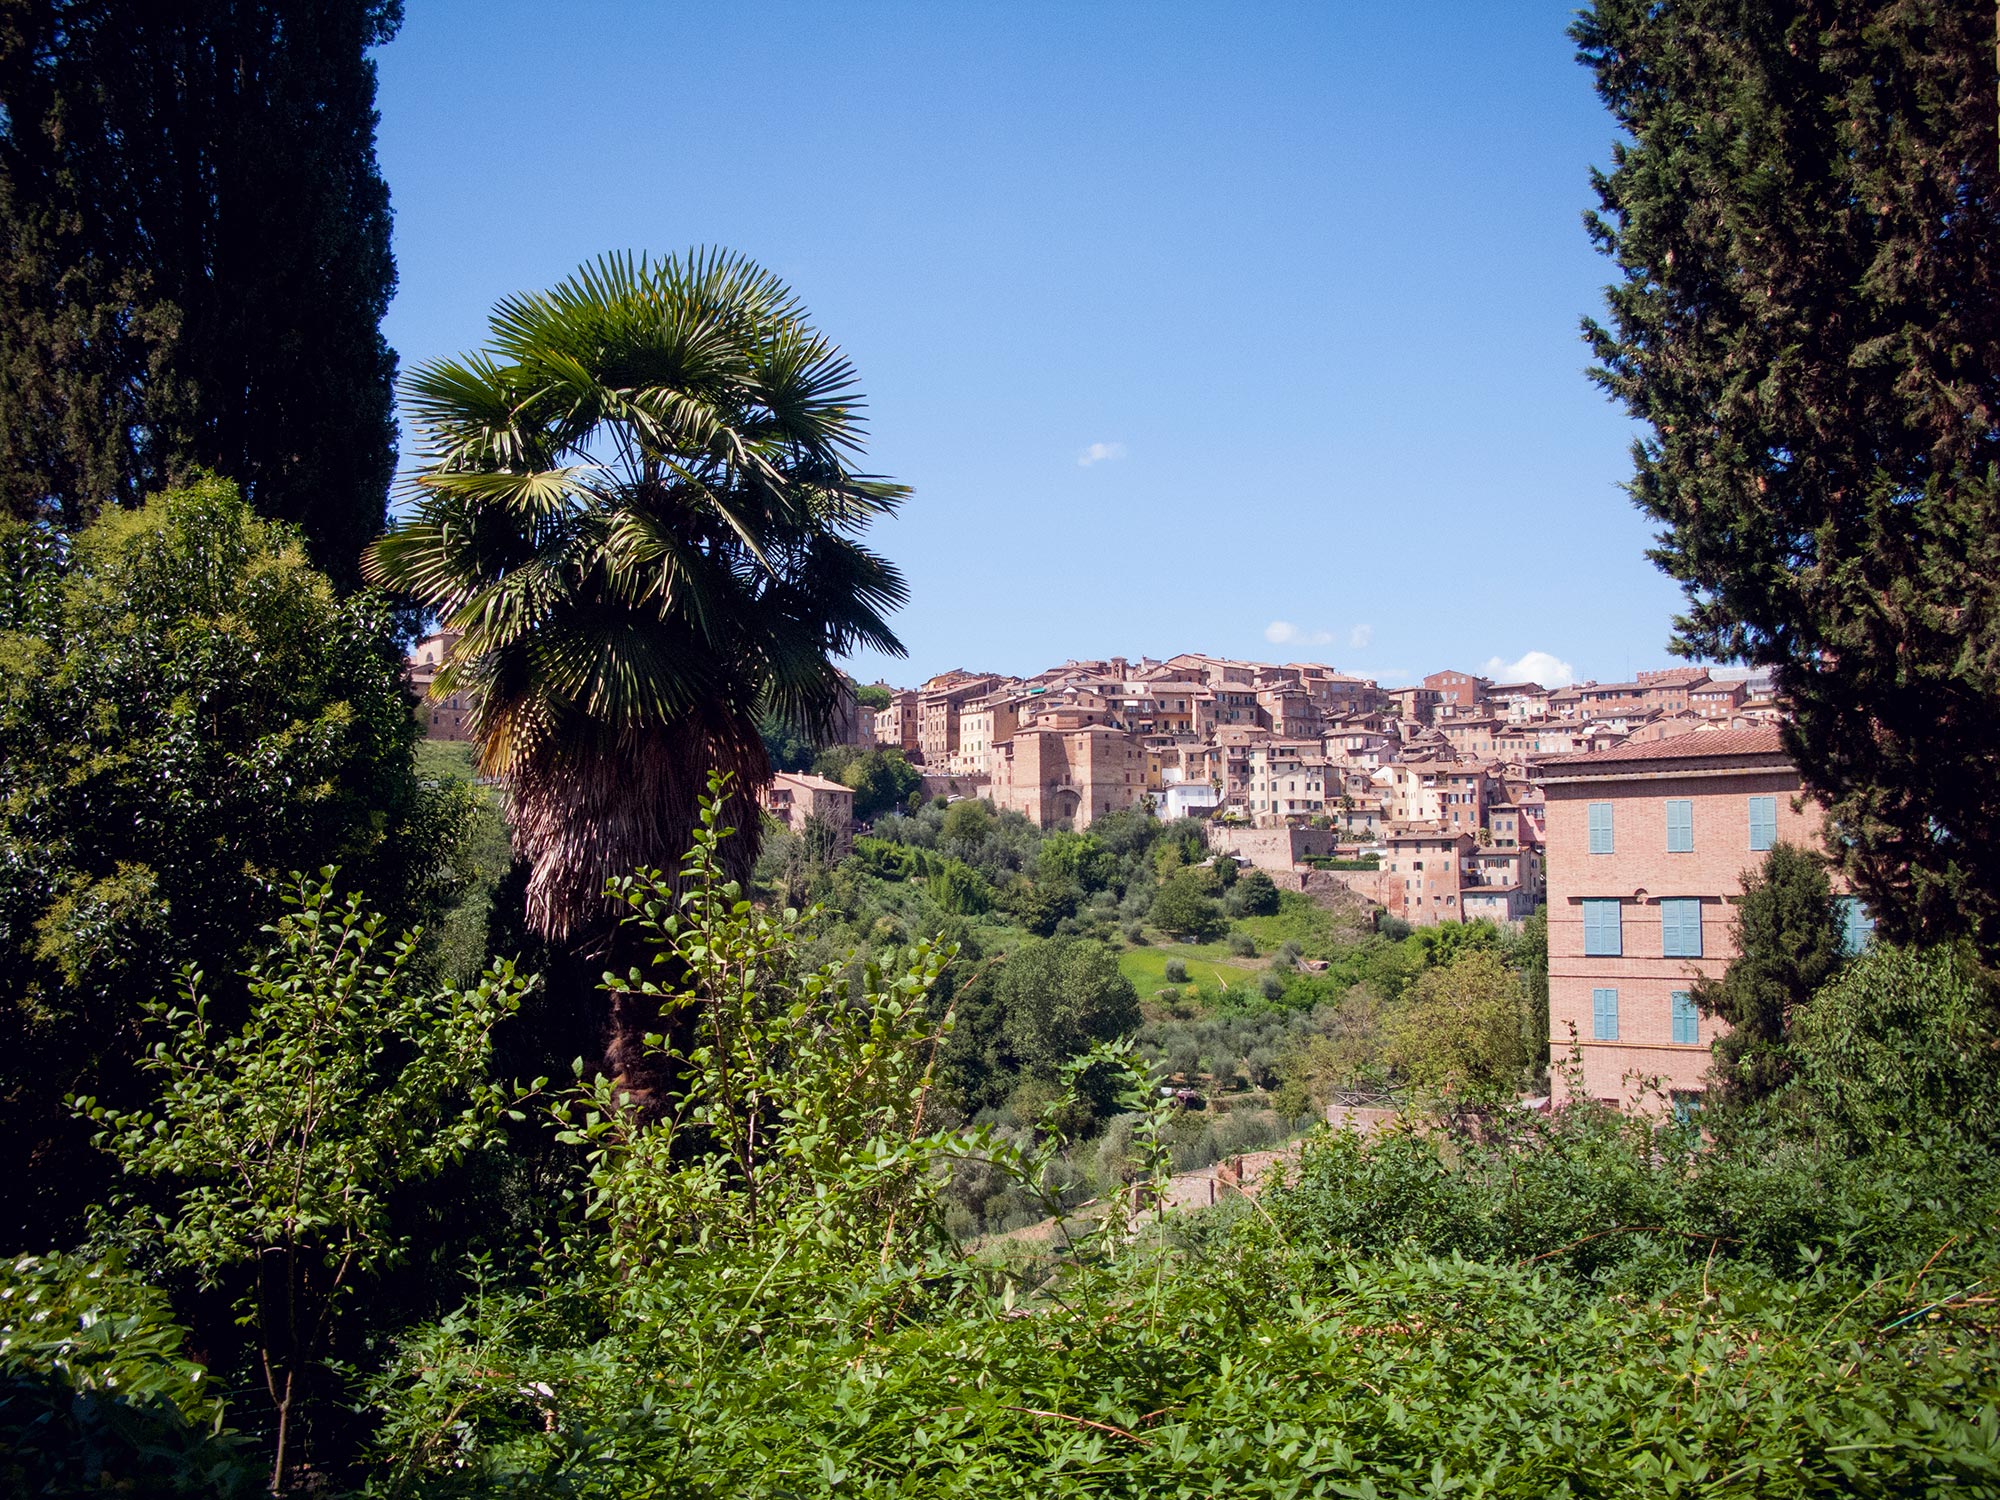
[1693,843,1850,1102]
[0,0,402,587]
[367,250,908,955]
[1574,0,2000,953]
[0,477,470,1243]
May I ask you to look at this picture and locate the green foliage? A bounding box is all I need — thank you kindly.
[413,740,515,988]
[993,937,1141,1086]
[1233,868,1280,916]
[1151,817,1211,876]
[820,745,924,822]
[368,1101,2000,1495]
[0,0,402,586]
[1269,989,1387,1114]
[1007,880,1079,938]
[1574,0,2000,954]
[1694,843,1849,1103]
[1786,943,2000,1152]
[928,860,995,917]
[570,780,965,1275]
[939,796,993,845]
[367,250,909,946]
[1383,949,1536,1095]
[1150,870,1226,942]
[1037,830,1116,893]
[0,1251,259,1496]
[76,874,536,1490]
[854,682,893,712]
[755,709,819,773]
[0,478,471,1243]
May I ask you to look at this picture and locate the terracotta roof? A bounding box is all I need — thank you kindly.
[772,772,853,794]
[1540,725,1786,769]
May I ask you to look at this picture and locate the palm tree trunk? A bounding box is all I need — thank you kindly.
[508,714,769,1115]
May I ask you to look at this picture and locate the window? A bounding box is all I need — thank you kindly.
[1839,896,1875,956]
[1587,801,1615,854]
[1582,899,1623,956]
[1748,795,1778,851]
[1660,898,1704,958]
[1671,990,1699,1045]
[1592,987,1620,1040]
[1665,799,1694,852]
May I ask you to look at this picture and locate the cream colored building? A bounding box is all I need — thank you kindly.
[1246,741,1330,826]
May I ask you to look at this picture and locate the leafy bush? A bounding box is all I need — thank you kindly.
[1234,868,1280,915]
[0,479,474,1242]
[1785,942,2000,1150]
[1151,870,1225,941]
[75,875,536,1490]
[1163,958,1189,985]
[0,1252,259,1496]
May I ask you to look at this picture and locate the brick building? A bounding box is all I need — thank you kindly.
[1540,727,1864,1110]
[1383,826,1476,925]
[757,772,856,854]
[872,690,920,757]
[407,629,475,741]
[988,723,1148,829]
[917,672,1003,768]
[1423,669,1490,714]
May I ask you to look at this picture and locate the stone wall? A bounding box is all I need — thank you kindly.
[1207,825,1341,871]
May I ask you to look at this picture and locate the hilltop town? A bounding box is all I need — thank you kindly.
[792,652,1778,928]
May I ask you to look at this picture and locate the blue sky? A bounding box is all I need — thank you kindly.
[375,1,1689,690]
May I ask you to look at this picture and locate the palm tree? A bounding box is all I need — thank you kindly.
[367,250,907,954]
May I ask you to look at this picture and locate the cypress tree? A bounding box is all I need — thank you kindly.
[1692,843,1850,1104]
[0,0,401,587]
[1573,2,2000,952]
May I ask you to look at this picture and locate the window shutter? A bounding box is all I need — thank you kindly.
[1592,987,1619,1041]
[1583,899,1622,956]
[1840,896,1874,956]
[1660,898,1703,958]
[1748,796,1778,851]
[1588,802,1614,854]
[1671,990,1698,1045]
[1665,799,1694,852]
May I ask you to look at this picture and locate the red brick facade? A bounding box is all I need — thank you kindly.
[1541,728,1824,1109]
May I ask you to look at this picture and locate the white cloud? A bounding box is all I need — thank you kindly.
[1348,623,1374,650]
[1483,650,1577,688]
[1076,441,1127,468]
[1264,620,1334,647]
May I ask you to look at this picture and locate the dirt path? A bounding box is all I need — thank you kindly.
[984,1141,1307,1249]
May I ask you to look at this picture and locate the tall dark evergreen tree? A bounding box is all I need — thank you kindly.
[1573,2,2000,953]
[0,0,401,588]
[1691,843,1851,1104]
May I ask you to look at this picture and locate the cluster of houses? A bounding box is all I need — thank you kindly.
[846,654,1843,1112]
[835,654,1783,935]
[411,633,1862,1112]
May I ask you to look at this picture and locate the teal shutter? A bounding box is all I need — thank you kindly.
[1665,799,1694,852]
[1839,896,1874,956]
[1583,899,1623,956]
[1661,898,1703,958]
[1748,796,1778,851]
[1592,988,1620,1040]
[1671,990,1698,1044]
[1588,802,1614,854]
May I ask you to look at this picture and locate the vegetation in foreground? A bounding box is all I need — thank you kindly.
[4,784,1997,1496]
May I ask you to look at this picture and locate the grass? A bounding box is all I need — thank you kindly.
[1118,939,1262,995]
[1233,891,1373,958]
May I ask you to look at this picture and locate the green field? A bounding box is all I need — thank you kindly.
[1117,938,1262,995]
